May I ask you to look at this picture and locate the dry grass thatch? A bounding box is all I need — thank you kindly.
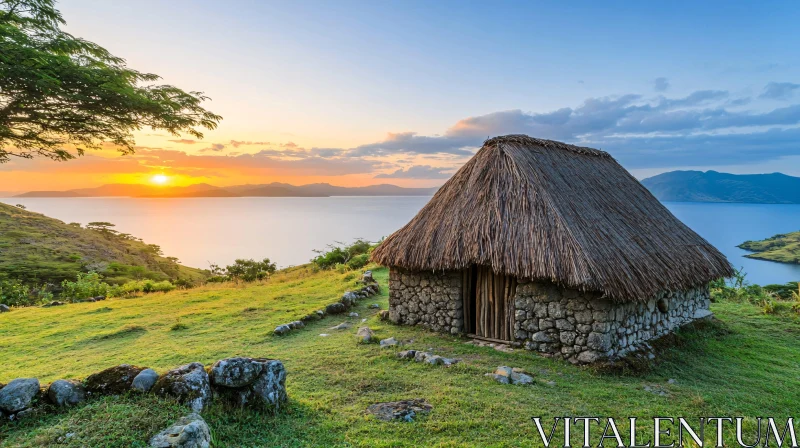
[371,134,734,302]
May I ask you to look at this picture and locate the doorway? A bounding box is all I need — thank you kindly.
[462,265,517,342]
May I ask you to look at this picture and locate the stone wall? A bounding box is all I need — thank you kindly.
[512,281,711,363]
[387,268,463,335]
[386,267,711,363]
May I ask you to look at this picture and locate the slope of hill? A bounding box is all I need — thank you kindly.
[16,182,439,198]
[0,266,797,446]
[738,231,800,264]
[640,170,800,203]
[0,202,207,286]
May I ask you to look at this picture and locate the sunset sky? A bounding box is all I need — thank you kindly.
[2,0,800,193]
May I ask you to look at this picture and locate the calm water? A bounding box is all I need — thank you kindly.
[3,197,800,285]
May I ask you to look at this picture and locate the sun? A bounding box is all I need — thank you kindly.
[151,174,169,185]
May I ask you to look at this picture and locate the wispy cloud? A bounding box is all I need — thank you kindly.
[654,77,670,92]
[759,82,800,100]
[374,165,452,179]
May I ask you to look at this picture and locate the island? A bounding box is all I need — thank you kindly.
[738,231,800,264]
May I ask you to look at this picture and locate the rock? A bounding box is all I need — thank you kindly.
[209,358,264,388]
[47,380,85,407]
[42,301,66,308]
[693,309,713,320]
[341,291,359,307]
[494,366,513,377]
[379,337,399,348]
[397,350,417,359]
[0,304,10,312]
[576,351,603,364]
[290,320,304,329]
[0,378,40,414]
[153,363,212,412]
[330,322,352,331]
[325,303,346,315]
[414,351,431,362]
[86,364,145,395]
[348,312,359,318]
[132,369,159,392]
[667,378,676,385]
[247,359,288,411]
[425,355,445,365]
[149,413,211,448]
[362,271,374,283]
[355,327,375,343]
[366,399,432,422]
[273,325,291,336]
[319,333,330,337]
[510,371,534,385]
[315,310,325,318]
[378,310,389,321]
[487,373,510,384]
[369,304,380,309]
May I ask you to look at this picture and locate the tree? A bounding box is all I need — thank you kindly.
[85,221,116,235]
[0,0,221,162]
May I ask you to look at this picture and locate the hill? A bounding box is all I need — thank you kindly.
[16,182,439,198]
[0,266,798,446]
[0,202,207,287]
[640,170,800,203]
[738,231,800,264]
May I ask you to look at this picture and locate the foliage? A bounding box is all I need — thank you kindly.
[14,203,25,209]
[710,268,799,317]
[110,279,175,296]
[312,239,376,270]
[738,230,800,264]
[0,0,221,162]
[60,272,110,301]
[208,258,277,282]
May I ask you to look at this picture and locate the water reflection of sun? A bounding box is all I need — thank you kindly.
[151,174,169,185]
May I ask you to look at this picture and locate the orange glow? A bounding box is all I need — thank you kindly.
[151,174,169,185]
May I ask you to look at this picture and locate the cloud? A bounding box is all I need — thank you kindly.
[759,82,800,100]
[199,143,226,152]
[229,140,271,148]
[374,165,452,179]
[654,77,670,92]
[168,139,198,144]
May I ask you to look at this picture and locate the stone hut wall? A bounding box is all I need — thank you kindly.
[512,281,711,363]
[387,268,711,363]
[387,268,463,335]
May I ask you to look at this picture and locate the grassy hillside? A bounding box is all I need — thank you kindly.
[0,202,207,287]
[1,266,798,447]
[641,170,800,203]
[738,230,800,264]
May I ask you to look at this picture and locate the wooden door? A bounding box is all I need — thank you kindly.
[462,266,517,341]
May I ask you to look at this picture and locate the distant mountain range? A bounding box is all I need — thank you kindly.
[641,171,800,204]
[14,182,439,198]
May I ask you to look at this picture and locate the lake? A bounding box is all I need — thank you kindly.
[3,197,800,286]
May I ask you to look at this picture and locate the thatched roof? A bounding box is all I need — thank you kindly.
[371,135,733,302]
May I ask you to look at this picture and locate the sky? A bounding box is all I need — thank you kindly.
[2,0,800,192]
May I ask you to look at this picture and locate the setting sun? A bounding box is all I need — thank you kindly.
[151,174,169,185]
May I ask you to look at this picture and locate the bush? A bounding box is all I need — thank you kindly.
[60,272,111,301]
[111,280,176,297]
[346,253,370,270]
[207,258,277,283]
[0,279,35,306]
[312,239,377,270]
[712,269,800,316]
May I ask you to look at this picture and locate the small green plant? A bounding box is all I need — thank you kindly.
[206,259,277,282]
[60,272,110,301]
[312,239,377,270]
[170,319,189,331]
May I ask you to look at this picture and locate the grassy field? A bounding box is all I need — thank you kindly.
[739,230,800,265]
[0,202,207,288]
[1,266,799,447]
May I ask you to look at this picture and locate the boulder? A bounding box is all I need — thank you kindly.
[379,337,399,348]
[325,303,346,315]
[210,358,287,411]
[362,271,374,283]
[85,364,145,395]
[0,378,40,414]
[329,322,352,331]
[273,325,291,336]
[510,371,534,385]
[397,350,417,359]
[47,380,86,407]
[290,320,305,329]
[355,327,375,343]
[149,413,211,448]
[132,369,159,392]
[0,304,10,312]
[414,351,431,362]
[153,363,212,412]
[366,399,432,422]
[314,310,325,319]
[487,374,510,384]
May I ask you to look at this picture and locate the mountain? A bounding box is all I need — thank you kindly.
[641,171,800,204]
[0,202,208,287]
[738,231,800,265]
[16,182,439,198]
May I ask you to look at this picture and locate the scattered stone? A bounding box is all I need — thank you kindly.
[414,351,431,362]
[149,413,211,448]
[273,325,291,336]
[494,366,513,378]
[369,303,380,309]
[366,399,432,422]
[362,271,375,283]
[378,310,389,321]
[47,380,86,407]
[315,310,325,318]
[355,327,375,343]
[397,350,417,359]
[348,312,359,318]
[340,291,359,307]
[361,318,367,323]
[325,303,346,315]
[210,357,287,410]
[86,364,145,395]
[510,371,534,385]
[667,378,676,385]
[487,373,510,384]
[490,366,533,385]
[0,304,10,312]
[0,378,40,414]
[289,320,305,329]
[41,301,66,308]
[330,322,352,331]
[643,384,669,397]
[319,333,330,337]
[132,369,159,392]
[153,363,213,412]
[209,358,263,388]
[380,337,399,348]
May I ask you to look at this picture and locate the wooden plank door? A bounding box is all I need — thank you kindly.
[472,266,517,341]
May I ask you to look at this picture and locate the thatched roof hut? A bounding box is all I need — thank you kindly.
[372,134,733,302]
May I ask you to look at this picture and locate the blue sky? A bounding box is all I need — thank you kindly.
[3,0,800,190]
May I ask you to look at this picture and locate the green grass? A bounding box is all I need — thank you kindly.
[1,266,799,447]
[0,202,207,289]
[739,230,800,264]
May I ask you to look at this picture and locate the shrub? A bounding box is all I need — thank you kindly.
[346,253,370,270]
[312,239,377,270]
[61,272,111,301]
